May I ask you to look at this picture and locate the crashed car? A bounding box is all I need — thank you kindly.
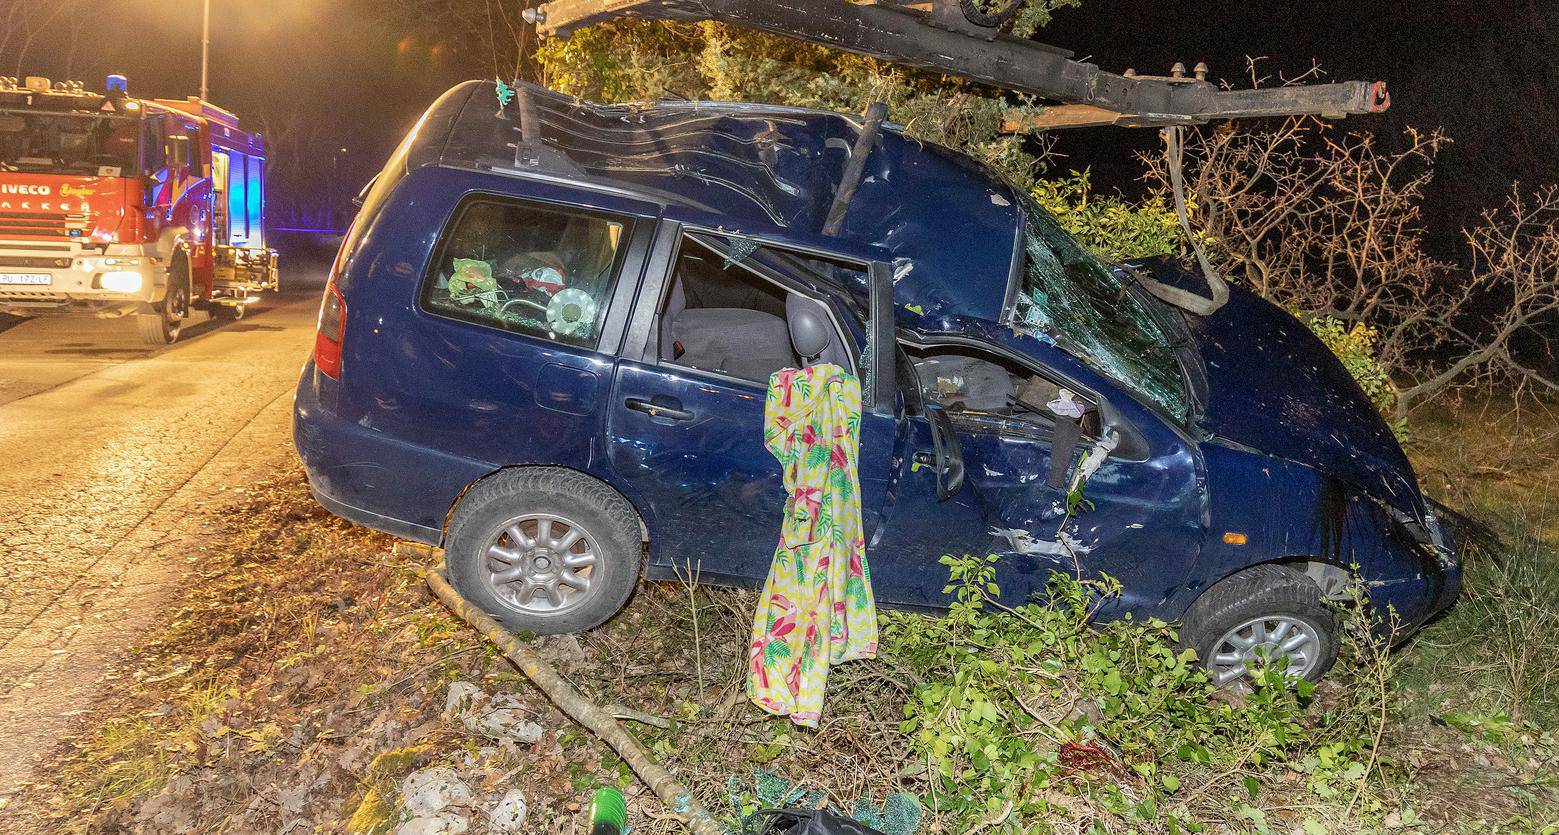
[293,81,1460,687]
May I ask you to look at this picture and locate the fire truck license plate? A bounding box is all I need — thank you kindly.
[0,274,51,285]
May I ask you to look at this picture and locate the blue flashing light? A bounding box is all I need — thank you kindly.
[105,74,128,93]
[271,226,348,235]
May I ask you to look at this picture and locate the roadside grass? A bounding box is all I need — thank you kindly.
[1399,397,1559,727]
[6,397,1559,833]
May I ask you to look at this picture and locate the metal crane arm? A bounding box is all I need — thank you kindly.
[526,0,1390,128]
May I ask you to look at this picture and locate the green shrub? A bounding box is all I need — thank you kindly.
[1030,170,1184,262]
[881,555,1379,831]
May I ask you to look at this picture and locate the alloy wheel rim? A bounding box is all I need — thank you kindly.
[482,513,599,615]
[1208,615,1321,689]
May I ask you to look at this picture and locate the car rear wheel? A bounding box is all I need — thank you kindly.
[445,468,642,635]
[137,259,190,345]
[1179,563,1339,690]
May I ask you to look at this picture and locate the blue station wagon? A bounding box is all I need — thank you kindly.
[294,81,1460,687]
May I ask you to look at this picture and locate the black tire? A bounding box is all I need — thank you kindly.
[1180,563,1339,688]
[137,257,190,345]
[445,468,642,635]
[211,302,246,321]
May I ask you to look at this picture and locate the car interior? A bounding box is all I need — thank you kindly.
[657,236,850,384]
[905,343,1100,435]
[423,200,626,343]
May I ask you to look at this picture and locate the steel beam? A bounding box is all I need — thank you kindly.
[528,0,1389,125]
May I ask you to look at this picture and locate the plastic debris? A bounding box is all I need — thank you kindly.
[443,681,545,744]
[519,265,566,295]
[448,259,502,310]
[588,787,627,834]
[1070,430,1119,491]
[488,789,529,834]
[546,288,599,337]
[396,766,473,835]
[1046,388,1087,419]
[495,78,517,109]
[729,769,921,834]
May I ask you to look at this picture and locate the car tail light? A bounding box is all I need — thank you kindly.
[314,279,345,378]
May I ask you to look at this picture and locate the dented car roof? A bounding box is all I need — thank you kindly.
[399,81,1426,518]
[421,80,1022,322]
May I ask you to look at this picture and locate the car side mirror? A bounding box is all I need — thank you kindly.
[926,405,965,501]
[141,171,165,207]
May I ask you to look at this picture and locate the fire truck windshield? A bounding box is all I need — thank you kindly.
[0,110,140,176]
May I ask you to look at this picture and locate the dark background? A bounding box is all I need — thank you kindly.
[12,0,1555,245]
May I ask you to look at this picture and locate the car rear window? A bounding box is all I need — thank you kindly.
[420,197,631,349]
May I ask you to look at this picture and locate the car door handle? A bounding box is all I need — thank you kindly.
[625,396,694,421]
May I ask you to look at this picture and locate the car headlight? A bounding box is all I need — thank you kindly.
[98,271,144,293]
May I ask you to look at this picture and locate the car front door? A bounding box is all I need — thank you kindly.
[869,336,1205,616]
[606,226,900,586]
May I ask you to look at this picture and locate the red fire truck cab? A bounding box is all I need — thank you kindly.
[0,74,279,344]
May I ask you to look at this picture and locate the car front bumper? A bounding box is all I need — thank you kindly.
[0,245,164,316]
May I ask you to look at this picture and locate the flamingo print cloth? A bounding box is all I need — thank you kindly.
[747,363,878,728]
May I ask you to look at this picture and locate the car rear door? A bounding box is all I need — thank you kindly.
[606,225,900,586]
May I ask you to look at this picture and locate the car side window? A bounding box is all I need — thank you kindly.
[421,198,631,348]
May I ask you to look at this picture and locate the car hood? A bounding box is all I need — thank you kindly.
[1131,258,1424,516]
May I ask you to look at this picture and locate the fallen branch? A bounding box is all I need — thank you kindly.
[426,568,723,835]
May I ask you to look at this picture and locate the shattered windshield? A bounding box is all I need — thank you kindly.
[0,111,140,175]
[1011,199,1189,419]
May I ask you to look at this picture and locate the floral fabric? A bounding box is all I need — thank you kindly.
[747,363,878,727]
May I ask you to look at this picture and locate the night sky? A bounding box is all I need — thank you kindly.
[14,0,1554,244]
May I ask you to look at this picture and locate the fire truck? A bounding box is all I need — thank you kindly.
[0,74,279,344]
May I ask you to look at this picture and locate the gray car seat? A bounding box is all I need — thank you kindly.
[671,307,796,382]
[785,294,849,368]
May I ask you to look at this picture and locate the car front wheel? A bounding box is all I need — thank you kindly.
[1180,563,1340,690]
[445,468,642,635]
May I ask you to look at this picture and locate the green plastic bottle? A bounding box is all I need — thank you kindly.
[588,787,627,835]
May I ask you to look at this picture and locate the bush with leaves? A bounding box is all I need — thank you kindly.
[1030,169,1183,262]
[880,555,1385,831]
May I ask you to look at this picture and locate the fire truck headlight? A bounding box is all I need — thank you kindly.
[98,271,144,293]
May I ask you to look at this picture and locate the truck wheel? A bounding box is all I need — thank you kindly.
[445,468,642,635]
[211,302,246,321]
[1179,563,1339,690]
[137,259,190,345]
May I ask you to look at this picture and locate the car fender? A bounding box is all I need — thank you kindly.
[1169,440,1444,624]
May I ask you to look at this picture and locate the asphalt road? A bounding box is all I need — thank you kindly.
[0,270,325,799]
